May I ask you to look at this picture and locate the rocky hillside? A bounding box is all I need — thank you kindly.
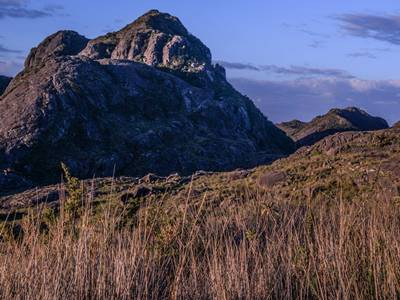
[0,76,11,96]
[278,107,388,147]
[1,126,399,213]
[0,10,294,195]
[394,121,400,128]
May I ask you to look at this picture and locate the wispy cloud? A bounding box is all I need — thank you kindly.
[0,44,21,54]
[0,0,63,19]
[299,28,331,39]
[281,22,331,39]
[308,40,325,49]
[337,14,400,45]
[262,65,354,79]
[347,51,377,59]
[216,61,354,79]
[0,0,26,6]
[215,61,260,71]
[42,4,64,12]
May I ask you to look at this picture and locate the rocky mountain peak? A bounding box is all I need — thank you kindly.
[328,107,388,130]
[328,106,363,114]
[394,121,400,128]
[79,10,212,76]
[0,11,294,195]
[25,30,89,69]
[125,9,189,36]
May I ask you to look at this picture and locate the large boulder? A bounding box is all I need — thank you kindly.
[0,10,294,195]
[278,107,389,147]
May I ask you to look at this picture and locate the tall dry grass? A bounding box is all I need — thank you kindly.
[0,181,399,299]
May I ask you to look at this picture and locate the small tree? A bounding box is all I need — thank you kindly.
[61,162,83,221]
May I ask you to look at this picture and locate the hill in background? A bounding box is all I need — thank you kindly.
[277,107,388,147]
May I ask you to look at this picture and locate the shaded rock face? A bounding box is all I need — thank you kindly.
[0,10,294,195]
[0,76,11,96]
[394,121,400,128]
[277,107,389,148]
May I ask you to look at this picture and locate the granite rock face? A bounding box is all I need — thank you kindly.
[80,10,211,72]
[0,76,11,96]
[278,107,389,148]
[0,10,294,195]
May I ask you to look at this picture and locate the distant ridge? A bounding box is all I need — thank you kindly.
[278,107,389,147]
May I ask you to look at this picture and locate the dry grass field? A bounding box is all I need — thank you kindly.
[0,128,399,299]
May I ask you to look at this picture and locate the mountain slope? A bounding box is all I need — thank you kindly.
[278,107,389,147]
[2,126,399,212]
[0,10,294,195]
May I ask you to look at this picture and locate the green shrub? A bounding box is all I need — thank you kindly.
[61,162,83,221]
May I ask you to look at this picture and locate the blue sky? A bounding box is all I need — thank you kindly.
[1,0,400,124]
